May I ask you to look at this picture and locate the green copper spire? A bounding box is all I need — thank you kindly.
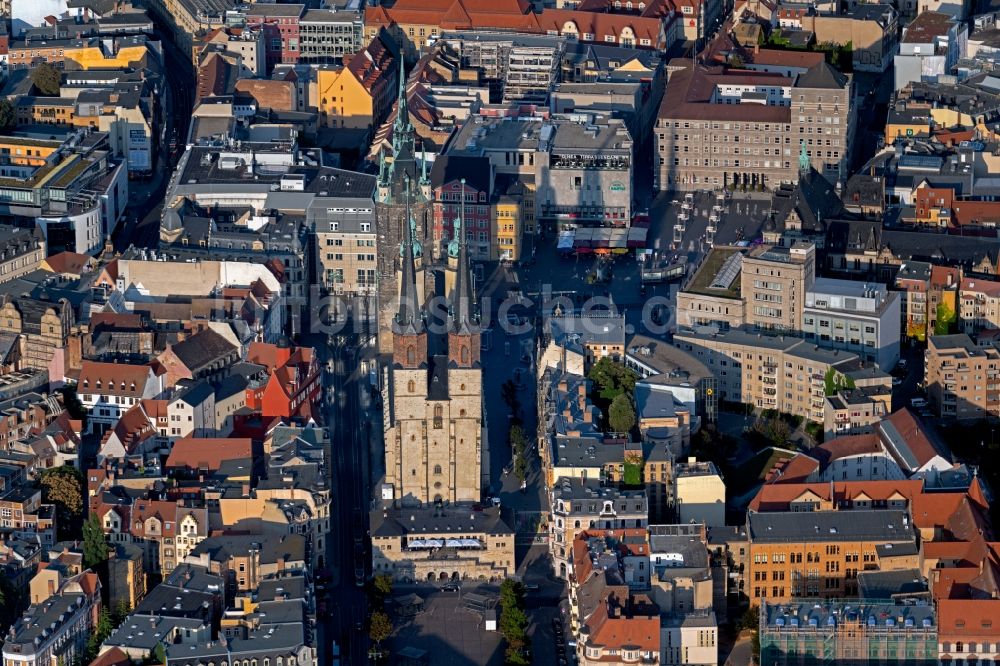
[447,179,464,259]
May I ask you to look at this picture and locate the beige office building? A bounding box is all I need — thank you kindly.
[655,51,853,191]
[741,242,816,332]
[677,242,815,332]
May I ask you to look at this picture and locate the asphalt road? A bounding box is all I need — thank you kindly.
[112,24,193,252]
[312,323,373,666]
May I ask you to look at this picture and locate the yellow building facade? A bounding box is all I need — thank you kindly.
[0,138,62,167]
[63,44,152,70]
[315,66,374,129]
[492,196,521,261]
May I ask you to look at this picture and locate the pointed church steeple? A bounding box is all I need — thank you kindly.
[393,174,423,337]
[393,65,410,137]
[451,179,478,335]
[391,64,415,162]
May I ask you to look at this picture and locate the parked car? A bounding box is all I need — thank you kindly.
[910,397,928,409]
[442,582,461,592]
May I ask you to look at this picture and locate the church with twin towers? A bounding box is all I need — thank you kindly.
[376,75,487,507]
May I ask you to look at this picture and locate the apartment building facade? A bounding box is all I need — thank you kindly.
[894,261,932,341]
[673,328,875,424]
[823,387,890,440]
[308,193,378,300]
[925,333,1000,420]
[550,478,648,578]
[655,52,854,191]
[760,599,937,664]
[369,505,515,582]
[959,276,1000,334]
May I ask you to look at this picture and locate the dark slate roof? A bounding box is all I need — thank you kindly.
[881,230,1000,267]
[169,328,236,372]
[825,219,881,254]
[188,533,306,564]
[858,569,927,600]
[370,505,512,538]
[770,168,848,234]
[134,583,215,617]
[214,373,249,401]
[796,61,848,89]
[429,154,492,195]
[748,509,915,543]
[174,379,215,406]
[257,575,307,602]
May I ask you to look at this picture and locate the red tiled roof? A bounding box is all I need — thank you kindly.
[953,201,1000,227]
[43,251,91,276]
[879,408,948,469]
[537,8,663,45]
[746,48,824,68]
[89,646,131,666]
[938,599,1000,637]
[749,479,924,512]
[815,433,883,462]
[768,454,819,483]
[78,570,100,597]
[658,64,792,123]
[365,0,532,30]
[131,500,179,538]
[78,361,153,398]
[961,276,1000,298]
[929,265,960,289]
[101,402,157,455]
[165,437,252,472]
[585,600,660,652]
[346,29,397,96]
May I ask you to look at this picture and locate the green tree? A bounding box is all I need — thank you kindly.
[112,599,131,626]
[0,574,23,645]
[608,393,636,435]
[82,512,110,569]
[0,99,14,130]
[588,357,638,401]
[738,606,760,632]
[935,301,956,335]
[369,610,393,646]
[509,424,527,455]
[501,379,520,410]
[373,574,393,600]
[499,579,529,664]
[753,416,791,448]
[31,63,62,96]
[85,606,115,661]
[40,466,83,539]
[513,454,528,483]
